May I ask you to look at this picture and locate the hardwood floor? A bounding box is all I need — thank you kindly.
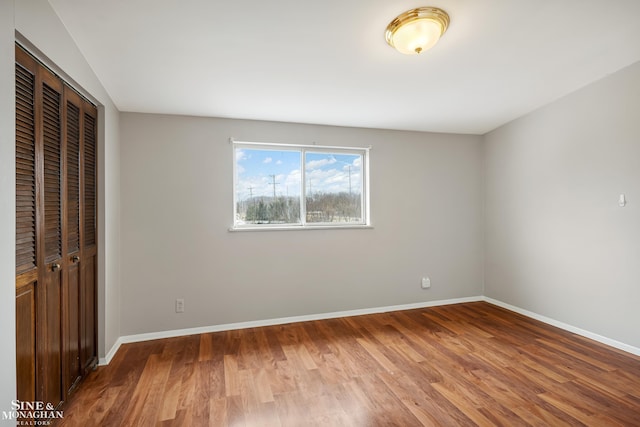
[54,302,640,426]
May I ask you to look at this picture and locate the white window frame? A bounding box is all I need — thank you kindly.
[231,140,371,231]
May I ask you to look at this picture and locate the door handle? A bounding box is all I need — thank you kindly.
[72,256,80,263]
[51,263,61,272]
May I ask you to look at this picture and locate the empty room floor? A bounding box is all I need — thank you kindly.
[54,302,640,426]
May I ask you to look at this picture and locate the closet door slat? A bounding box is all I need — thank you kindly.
[42,83,62,264]
[15,63,37,274]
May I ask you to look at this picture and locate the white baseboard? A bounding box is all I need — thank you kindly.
[99,337,123,366]
[483,297,640,357]
[99,295,639,365]
[99,296,483,365]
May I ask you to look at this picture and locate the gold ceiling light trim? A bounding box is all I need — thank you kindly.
[385,7,450,55]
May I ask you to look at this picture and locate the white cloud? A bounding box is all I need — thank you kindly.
[306,167,361,194]
[263,157,273,164]
[306,157,337,170]
[283,169,302,197]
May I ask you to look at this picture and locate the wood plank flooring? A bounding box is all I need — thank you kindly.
[54,302,640,426]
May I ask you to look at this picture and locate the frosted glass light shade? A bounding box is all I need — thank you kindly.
[385,7,449,55]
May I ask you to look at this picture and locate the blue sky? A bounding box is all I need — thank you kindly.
[235,147,362,201]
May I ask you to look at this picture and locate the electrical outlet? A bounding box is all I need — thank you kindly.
[175,298,185,313]
[421,277,431,289]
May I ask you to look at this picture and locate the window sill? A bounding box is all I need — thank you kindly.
[229,224,374,232]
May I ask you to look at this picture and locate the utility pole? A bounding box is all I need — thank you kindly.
[268,175,279,198]
[248,185,254,199]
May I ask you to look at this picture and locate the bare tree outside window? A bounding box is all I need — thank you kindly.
[305,152,362,223]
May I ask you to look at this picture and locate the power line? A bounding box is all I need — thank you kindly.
[268,175,280,198]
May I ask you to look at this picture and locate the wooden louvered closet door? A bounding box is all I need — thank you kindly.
[15,46,38,407]
[41,61,65,408]
[80,106,97,375]
[15,44,98,412]
[63,88,82,393]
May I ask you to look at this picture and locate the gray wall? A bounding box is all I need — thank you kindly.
[1,0,17,421]
[485,61,640,348]
[119,114,484,335]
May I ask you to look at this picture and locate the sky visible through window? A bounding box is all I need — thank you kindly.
[235,148,362,201]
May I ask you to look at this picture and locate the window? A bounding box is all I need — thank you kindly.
[233,141,370,229]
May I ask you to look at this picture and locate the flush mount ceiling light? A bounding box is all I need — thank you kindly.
[385,7,450,55]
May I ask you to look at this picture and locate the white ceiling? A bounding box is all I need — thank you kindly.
[49,0,640,134]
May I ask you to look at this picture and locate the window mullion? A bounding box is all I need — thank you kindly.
[362,152,367,224]
[232,145,239,225]
[300,149,307,226]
